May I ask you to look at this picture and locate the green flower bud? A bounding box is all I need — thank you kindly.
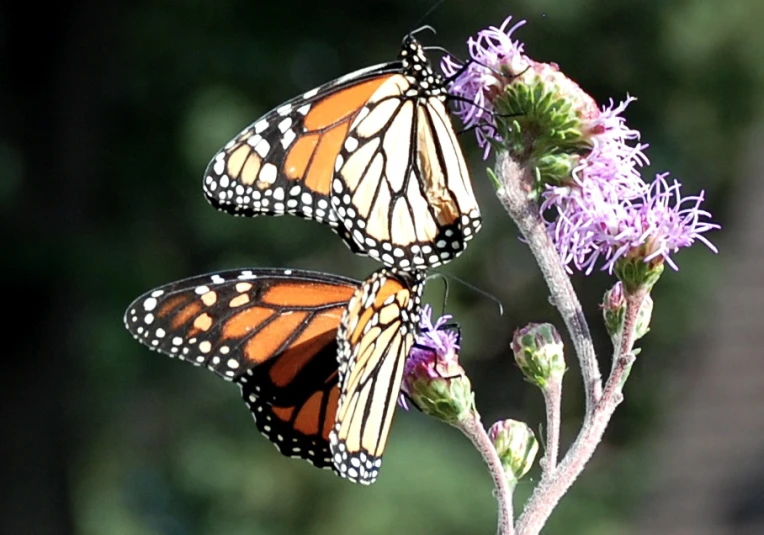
[602,281,654,344]
[511,323,566,389]
[602,281,626,340]
[403,358,474,425]
[492,60,600,195]
[488,419,539,482]
[614,255,665,294]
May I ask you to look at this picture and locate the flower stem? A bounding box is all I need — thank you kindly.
[455,414,514,535]
[615,286,648,362]
[513,285,643,535]
[541,381,562,472]
[494,152,602,411]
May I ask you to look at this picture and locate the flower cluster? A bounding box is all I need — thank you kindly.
[442,16,719,276]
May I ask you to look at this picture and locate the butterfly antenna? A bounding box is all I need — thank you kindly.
[424,271,451,317]
[409,24,437,39]
[422,45,452,57]
[439,272,505,317]
[412,0,447,32]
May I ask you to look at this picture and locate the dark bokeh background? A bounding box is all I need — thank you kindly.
[4,0,747,533]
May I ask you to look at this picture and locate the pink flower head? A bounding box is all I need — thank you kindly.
[441,16,528,158]
[399,305,463,410]
[545,173,719,274]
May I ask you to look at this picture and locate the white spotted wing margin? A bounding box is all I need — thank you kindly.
[201,62,402,226]
[122,267,364,472]
[122,267,356,386]
[329,267,425,484]
[240,371,339,472]
[202,35,483,274]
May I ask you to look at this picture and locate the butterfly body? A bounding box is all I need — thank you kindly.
[203,35,481,271]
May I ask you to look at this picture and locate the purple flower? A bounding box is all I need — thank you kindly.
[575,97,650,200]
[399,306,473,422]
[607,174,719,271]
[400,305,460,410]
[546,173,719,274]
[441,16,528,158]
[408,305,460,366]
[445,16,720,276]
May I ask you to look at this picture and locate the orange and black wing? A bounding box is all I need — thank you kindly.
[328,267,425,484]
[203,36,482,272]
[123,268,359,470]
[202,62,403,248]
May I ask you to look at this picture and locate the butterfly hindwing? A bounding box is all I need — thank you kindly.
[328,267,425,484]
[331,71,481,269]
[242,367,340,471]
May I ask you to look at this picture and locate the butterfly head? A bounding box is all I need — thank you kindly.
[399,33,445,97]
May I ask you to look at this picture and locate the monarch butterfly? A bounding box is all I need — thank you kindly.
[123,266,424,484]
[202,32,481,271]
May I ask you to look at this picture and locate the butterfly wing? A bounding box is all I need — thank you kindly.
[202,62,403,249]
[203,37,482,273]
[123,268,359,469]
[241,351,340,470]
[330,40,482,270]
[328,267,425,484]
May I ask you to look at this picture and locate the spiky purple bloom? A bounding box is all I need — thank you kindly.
[399,305,460,410]
[408,305,460,365]
[399,306,474,422]
[606,174,719,271]
[576,97,650,199]
[546,173,719,274]
[441,16,528,158]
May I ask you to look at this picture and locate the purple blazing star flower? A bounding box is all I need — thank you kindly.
[441,16,528,158]
[603,174,719,271]
[547,173,719,274]
[540,94,718,274]
[409,305,460,362]
[575,97,650,200]
[445,16,720,275]
[398,305,461,410]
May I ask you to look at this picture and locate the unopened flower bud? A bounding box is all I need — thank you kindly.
[493,61,600,192]
[602,281,654,343]
[488,419,538,482]
[400,306,474,424]
[602,282,626,340]
[634,292,653,342]
[511,323,566,389]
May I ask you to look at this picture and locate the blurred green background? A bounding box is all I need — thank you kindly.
[5,0,747,533]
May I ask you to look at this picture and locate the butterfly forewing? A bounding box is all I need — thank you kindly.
[202,63,400,235]
[329,267,425,484]
[123,268,360,470]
